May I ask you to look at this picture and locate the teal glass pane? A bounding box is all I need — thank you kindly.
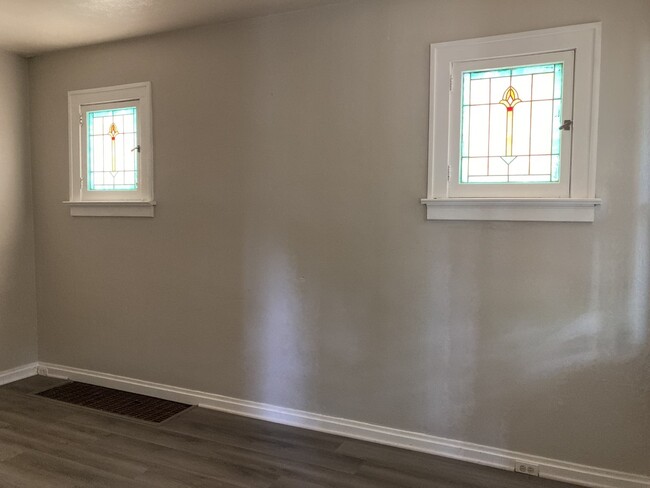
[86,107,138,191]
[554,63,563,99]
[459,62,564,184]
[468,64,556,80]
[510,64,554,76]
[469,68,512,80]
[460,157,468,183]
[551,155,560,182]
[461,106,469,157]
[551,99,562,155]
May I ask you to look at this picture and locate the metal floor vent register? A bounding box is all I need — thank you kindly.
[36,382,191,423]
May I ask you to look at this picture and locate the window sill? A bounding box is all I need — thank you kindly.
[64,201,156,217]
[420,198,601,222]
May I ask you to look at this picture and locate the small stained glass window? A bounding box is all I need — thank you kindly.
[459,63,564,184]
[87,107,138,191]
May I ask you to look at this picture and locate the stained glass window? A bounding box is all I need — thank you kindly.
[87,107,138,191]
[459,63,564,184]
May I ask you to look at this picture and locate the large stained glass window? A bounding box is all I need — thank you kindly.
[87,107,138,191]
[459,63,564,184]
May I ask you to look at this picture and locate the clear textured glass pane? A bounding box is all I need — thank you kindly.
[530,100,553,155]
[488,104,506,156]
[467,175,509,183]
[92,171,103,187]
[510,74,532,102]
[102,136,112,172]
[125,170,137,187]
[508,156,530,175]
[100,135,110,173]
[490,76,510,104]
[552,99,562,155]
[122,133,136,171]
[488,157,508,176]
[470,78,490,105]
[532,72,554,100]
[469,105,489,156]
[87,107,138,191]
[115,134,125,172]
[468,157,488,176]
[530,155,551,175]
[103,116,112,135]
[509,174,552,182]
[123,114,134,134]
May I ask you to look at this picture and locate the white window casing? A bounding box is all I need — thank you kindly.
[422,23,602,222]
[66,82,155,217]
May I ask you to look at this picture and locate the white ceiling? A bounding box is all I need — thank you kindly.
[0,0,345,57]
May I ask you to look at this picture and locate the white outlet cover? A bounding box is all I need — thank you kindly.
[515,461,540,477]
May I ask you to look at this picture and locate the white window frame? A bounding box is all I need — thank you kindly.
[422,23,602,222]
[450,51,574,198]
[66,82,155,217]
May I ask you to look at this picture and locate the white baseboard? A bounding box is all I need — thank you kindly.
[36,362,649,488]
[0,362,38,386]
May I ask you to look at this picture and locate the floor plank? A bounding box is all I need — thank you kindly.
[0,375,68,395]
[0,376,583,488]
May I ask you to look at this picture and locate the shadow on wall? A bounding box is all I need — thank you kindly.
[232,17,649,475]
[0,53,37,370]
[459,33,650,474]
[181,7,649,476]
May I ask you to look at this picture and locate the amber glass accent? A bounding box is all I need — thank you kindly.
[499,86,521,158]
[108,123,119,175]
[499,86,522,110]
[108,122,119,140]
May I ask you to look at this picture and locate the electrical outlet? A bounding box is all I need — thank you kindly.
[515,461,539,477]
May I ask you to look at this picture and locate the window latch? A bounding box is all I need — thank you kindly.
[559,120,573,131]
[131,145,141,153]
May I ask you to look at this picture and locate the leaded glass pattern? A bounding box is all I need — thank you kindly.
[459,63,563,184]
[87,107,138,191]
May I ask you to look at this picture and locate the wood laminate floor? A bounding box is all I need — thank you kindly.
[0,375,581,488]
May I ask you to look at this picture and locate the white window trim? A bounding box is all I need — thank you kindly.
[422,23,602,222]
[65,82,155,217]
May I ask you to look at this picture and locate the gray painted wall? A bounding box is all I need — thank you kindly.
[0,49,38,372]
[28,0,649,475]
